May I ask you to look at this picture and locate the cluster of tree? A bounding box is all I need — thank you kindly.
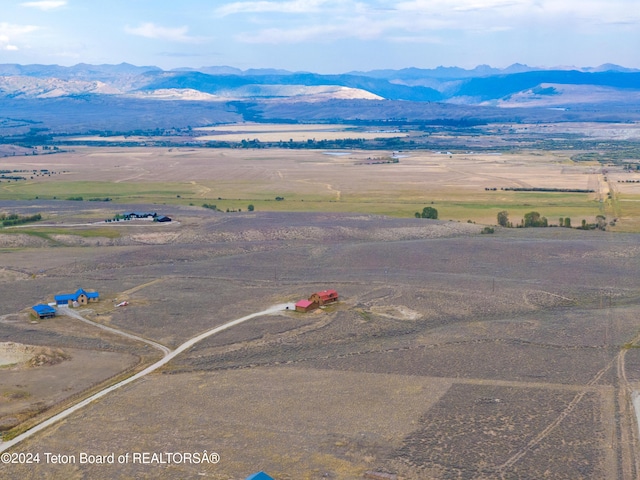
[497,211,511,227]
[523,211,548,227]
[558,217,572,228]
[498,210,550,228]
[415,206,438,219]
[203,203,255,212]
[0,175,27,181]
[577,215,608,231]
[623,164,640,170]
[498,211,608,230]
[1,213,42,227]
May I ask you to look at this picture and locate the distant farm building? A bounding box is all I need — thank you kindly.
[122,212,171,222]
[54,288,100,307]
[309,289,339,306]
[32,304,56,319]
[123,212,157,219]
[295,289,339,313]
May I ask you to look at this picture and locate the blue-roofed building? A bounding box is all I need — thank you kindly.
[32,304,56,319]
[245,472,275,480]
[54,288,100,306]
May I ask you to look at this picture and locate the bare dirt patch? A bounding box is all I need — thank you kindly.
[0,342,69,368]
[0,346,137,431]
[0,368,453,479]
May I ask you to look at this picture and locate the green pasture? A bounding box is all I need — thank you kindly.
[0,227,121,243]
[0,181,194,203]
[1,179,637,230]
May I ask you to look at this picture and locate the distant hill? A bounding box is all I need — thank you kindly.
[137,71,443,102]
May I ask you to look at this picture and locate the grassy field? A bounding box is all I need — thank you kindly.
[1,144,636,229]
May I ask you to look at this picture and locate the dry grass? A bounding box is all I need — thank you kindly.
[1,145,631,227]
[1,196,639,478]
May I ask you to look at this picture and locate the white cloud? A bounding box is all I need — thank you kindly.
[0,22,40,51]
[125,23,200,43]
[236,14,391,43]
[0,34,18,50]
[389,34,444,44]
[217,0,640,47]
[394,0,640,24]
[20,1,67,11]
[215,0,335,16]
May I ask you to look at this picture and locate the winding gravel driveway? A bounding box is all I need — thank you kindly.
[0,303,290,453]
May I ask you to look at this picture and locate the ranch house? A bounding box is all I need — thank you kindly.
[123,212,157,219]
[309,289,339,306]
[295,289,340,313]
[55,288,100,306]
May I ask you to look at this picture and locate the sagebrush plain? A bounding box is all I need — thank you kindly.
[1,122,640,479]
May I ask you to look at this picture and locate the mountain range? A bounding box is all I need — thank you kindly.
[2,62,640,105]
[2,63,640,133]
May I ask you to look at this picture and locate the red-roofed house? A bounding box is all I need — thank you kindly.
[309,289,339,306]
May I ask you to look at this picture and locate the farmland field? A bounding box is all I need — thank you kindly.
[1,123,640,479]
[1,142,638,229]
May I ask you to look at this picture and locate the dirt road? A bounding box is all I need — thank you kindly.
[60,307,171,356]
[0,303,290,453]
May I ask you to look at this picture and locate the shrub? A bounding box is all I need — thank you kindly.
[416,206,438,219]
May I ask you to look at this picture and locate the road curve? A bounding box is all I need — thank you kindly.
[0,303,289,453]
[61,307,171,356]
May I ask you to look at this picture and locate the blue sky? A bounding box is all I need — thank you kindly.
[1,0,639,72]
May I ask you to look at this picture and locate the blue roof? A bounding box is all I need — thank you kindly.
[245,472,274,480]
[54,289,99,302]
[32,304,56,315]
[55,293,76,301]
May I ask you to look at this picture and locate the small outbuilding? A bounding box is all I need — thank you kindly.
[295,299,317,313]
[55,288,100,306]
[32,304,56,319]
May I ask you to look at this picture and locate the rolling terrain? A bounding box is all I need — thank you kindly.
[0,204,639,479]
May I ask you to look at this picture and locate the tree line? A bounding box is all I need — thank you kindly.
[497,210,608,230]
[1,213,42,227]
